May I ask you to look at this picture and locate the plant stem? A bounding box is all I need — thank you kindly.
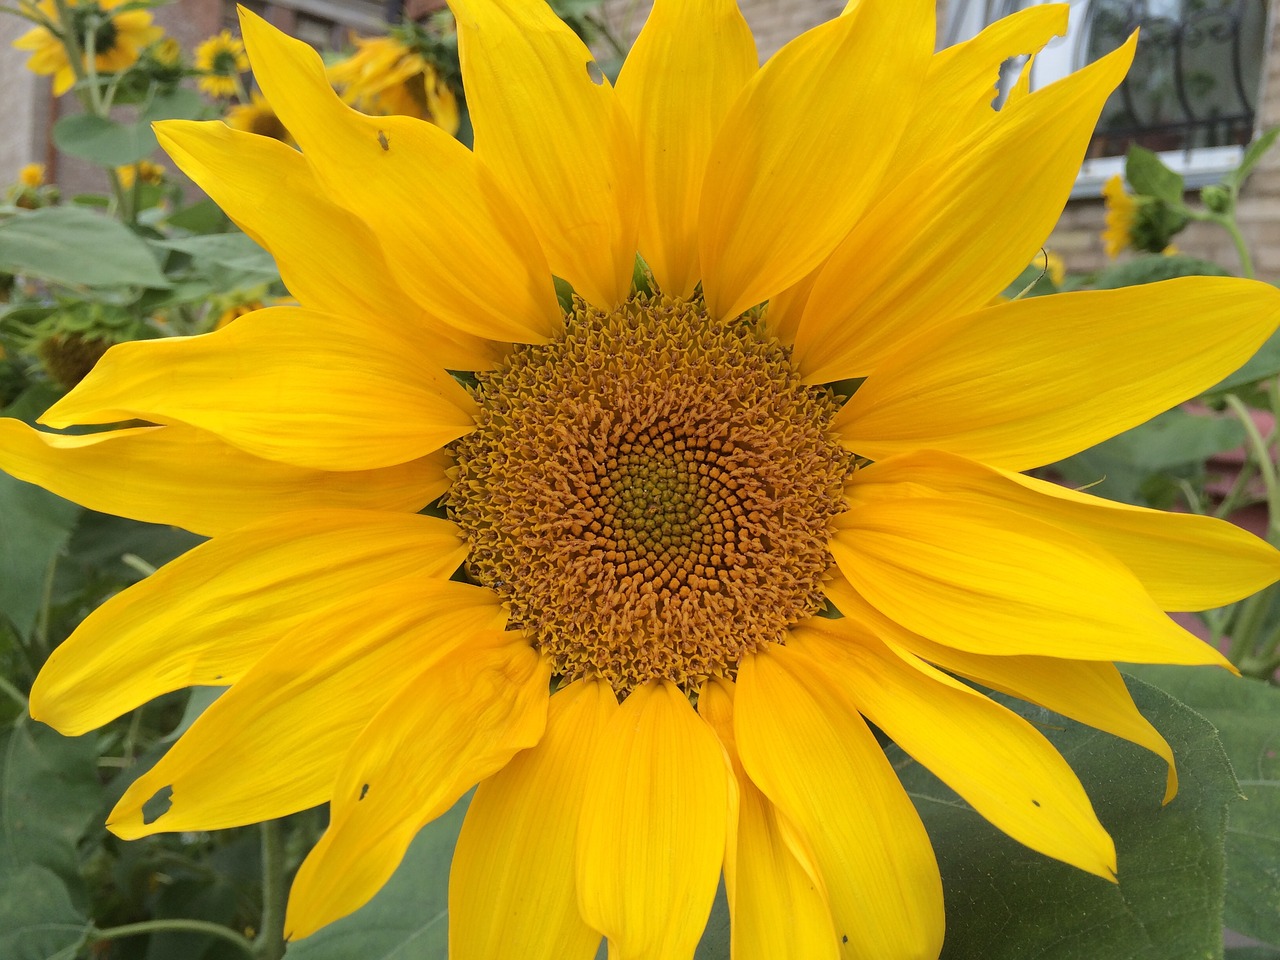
[90,918,255,956]
[1224,394,1279,538]
[254,819,288,960]
[1222,215,1256,279]
[0,672,27,711]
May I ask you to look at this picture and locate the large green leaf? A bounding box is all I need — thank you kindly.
[1128,666,1280,947]
[0,864,87,960]
[0,207,171,289]
[1048,408,1247,507]
[0,721,102,885]
[0,472,82,639]
[152,233,279,290]
[896,676,1237,960]
[53,115,157,168]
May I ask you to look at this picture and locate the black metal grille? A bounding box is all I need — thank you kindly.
[944,0,1269,157]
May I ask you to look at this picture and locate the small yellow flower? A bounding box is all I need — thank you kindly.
[224,91,292,144]
[194,29,249,99]
[12,0,164,96]
[150,36,181,68]
[327,34,459,134]
[19,162,45,188]
[1101,173,1136,258]
[116,159,165,189]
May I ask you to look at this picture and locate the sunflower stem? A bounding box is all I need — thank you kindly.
[254,819,288,960]
[89,918,255,955]
[1224,394,1280,538]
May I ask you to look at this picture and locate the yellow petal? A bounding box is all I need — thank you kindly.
[613,0,756,299]
[834,278,1280,469]
[108,580,505,839]
[823,572,1179,803]
[890,4,1068,169]
[794,33,1135,383]
[699,679,839,960]
[40,306,476,472]
[832,496,1234,666]
[0,419,447,538]
[735,645,944,959]
[576,680,729,960]
[848,450,1280,611]
[29,510,466,735]
[792,620,1117,879]
[285,636,550,940]
[450,679,617,960]
[448,0,639,308]
[155,120,503,370]
[237,8,561,344]
[699,1,934,320]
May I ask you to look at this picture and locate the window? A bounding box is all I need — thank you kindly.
[943,1,1269,193]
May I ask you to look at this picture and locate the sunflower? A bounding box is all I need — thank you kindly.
[115,158,165,189]
[224,90,292,144]
[7,2,1280,957]
[1101,173,1136,258]
[328,33,459,135]
[194,28,249,99]
[12,0,163,96]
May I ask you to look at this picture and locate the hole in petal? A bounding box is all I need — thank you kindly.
[142,785,174,824]
[585,59,604,85]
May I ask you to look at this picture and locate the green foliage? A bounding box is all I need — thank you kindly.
[910,677,1239,960]
[1090,253,1229,290]
[0,207,170,290]
[1125,145,1185,205]
[1127,667,1280,947]
[1048,408,1247,508]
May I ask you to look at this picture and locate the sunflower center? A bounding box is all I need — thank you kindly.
[448,294,853,697]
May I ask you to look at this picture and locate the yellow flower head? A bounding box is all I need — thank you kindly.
[223,90,292,144]
[9,3,1280,957]
[115,158,165,189]
[12,0,163,96]
[18,162,45,188]
[328,33,459,135]
[149,35,182,68]
[194,28,249,99]
[1101,172,1136,258]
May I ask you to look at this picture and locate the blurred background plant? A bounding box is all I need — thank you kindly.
[0,3,1277,959]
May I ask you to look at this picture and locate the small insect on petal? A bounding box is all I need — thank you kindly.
[377,130,390,151]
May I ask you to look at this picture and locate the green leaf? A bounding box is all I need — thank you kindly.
[140,87,208,124]
[0,207,171,289]
[164,199,233,235]
[1048,407,1246,507]
[1126,144,1186,204]
[896,677,1238,960]
[0,473,82,639]
[285,791,473,960]
[1224,127,1280,191]
[152,233,279,289]
[1090,253,1229,290]
[53,114,157,168]
[1127,666,1280,947]
[0,864,88,960]
[0,722,103,884]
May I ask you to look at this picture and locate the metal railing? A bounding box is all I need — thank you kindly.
[943,0,1269,156]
